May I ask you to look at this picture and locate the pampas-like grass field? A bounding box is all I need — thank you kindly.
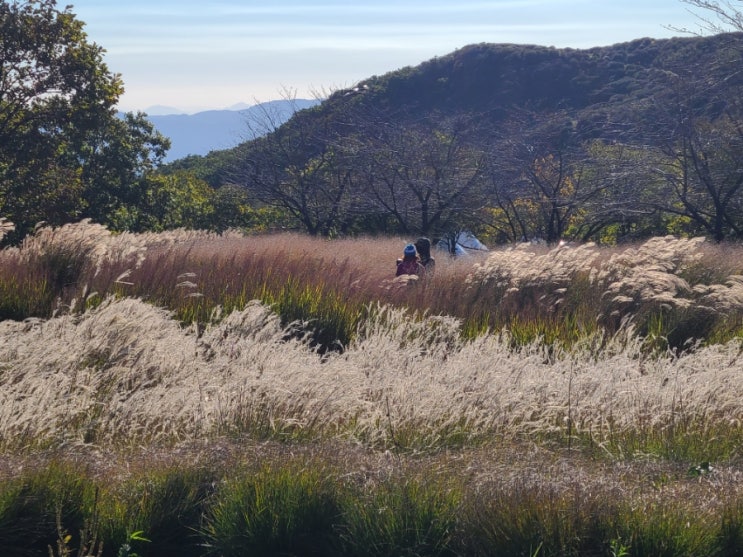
[3,293,743,451]
[3,221,743,555]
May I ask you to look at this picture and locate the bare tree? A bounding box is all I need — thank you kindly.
[488,111,611,244]
[229,91,357,235]
[577,141,664,242]
[653,110,743,241]
[640,45,743,242]
[353,113,487,236]
[675,0,743,34]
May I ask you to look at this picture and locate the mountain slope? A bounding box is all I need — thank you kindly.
[315,33,742,131]
[165,32,743,243]
[184,33,740,170]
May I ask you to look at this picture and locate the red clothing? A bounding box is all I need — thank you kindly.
[396,257,424,276]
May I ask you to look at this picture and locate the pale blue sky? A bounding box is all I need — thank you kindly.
[68,0,706,113]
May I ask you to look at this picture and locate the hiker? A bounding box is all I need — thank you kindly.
[414,237,435,275]
[396,243,425,277]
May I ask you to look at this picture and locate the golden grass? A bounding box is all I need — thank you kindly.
[2,222,743,454]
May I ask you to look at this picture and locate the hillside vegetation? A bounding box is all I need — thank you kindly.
[3,0,742,245]
[175,32,743,244]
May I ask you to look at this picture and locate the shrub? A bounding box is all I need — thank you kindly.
[0,464,92,556]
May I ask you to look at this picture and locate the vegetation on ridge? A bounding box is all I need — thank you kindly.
[4,1,743,246]
[178,30,743,244]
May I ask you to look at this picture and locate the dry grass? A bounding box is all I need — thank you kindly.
[2,222,743,453]
[1,293,743,452]
[5,223,743,554]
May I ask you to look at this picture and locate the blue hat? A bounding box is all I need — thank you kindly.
[404,244,416,257]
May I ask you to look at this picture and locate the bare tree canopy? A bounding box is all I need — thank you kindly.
[677,0,743,34]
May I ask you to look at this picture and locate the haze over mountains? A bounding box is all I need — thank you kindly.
[126,99,320,162]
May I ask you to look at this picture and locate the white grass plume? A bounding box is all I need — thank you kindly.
[2,296,743,448]
[464,235,743,321]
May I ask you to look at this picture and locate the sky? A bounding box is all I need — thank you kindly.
[67,0,708,114]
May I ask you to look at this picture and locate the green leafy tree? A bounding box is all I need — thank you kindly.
[162,149,239,188]
[137,172,215,232]
[0,0,169,242]
[76,111,170,229]
[211,183,254,232]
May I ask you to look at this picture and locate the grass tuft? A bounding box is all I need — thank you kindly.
[202,461,340,556]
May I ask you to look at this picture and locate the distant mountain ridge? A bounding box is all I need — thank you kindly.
[120,99,320,162]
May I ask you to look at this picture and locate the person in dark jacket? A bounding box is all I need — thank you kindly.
[414,237,435,275]
[396,243,425,277]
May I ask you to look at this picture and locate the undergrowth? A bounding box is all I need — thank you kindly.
[3,450,743,557]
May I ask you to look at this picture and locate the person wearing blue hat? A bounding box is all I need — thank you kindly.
[396,243,425,277]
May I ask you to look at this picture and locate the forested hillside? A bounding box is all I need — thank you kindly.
[2,0,742,245]
[175,31,743,244]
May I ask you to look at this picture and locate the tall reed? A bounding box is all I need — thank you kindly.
[6,222,743,352]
